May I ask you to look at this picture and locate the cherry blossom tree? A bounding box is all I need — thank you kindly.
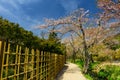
[97,0,120,19]
[97,0,120,27]
[39,9,92,73]
[38,6,119,73]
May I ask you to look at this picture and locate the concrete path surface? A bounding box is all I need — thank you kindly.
[56,63,87,80]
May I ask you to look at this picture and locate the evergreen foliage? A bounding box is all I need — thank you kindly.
[0,17,65,54]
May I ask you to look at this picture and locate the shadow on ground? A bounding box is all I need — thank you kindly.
[55,63,69,80]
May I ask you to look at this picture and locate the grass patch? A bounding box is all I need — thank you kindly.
[74,60,94,80]
[97,65,120,80]
[85,74,93,80]
[89,61,100,71]
[71,59,120,80]
[74,60,84,69]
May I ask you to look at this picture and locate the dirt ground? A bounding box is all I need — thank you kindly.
[55,63,87,80]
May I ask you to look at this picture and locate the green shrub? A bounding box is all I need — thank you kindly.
[75,60,84,69]
[114,48,120,60]
[85,74,93,80]
[97,69,109,79]
[97,65,120,80]
[89,62,100,71]
[107,65,120,80]
[74,60,94,80]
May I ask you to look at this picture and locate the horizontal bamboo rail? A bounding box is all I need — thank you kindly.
[0,40,65,80]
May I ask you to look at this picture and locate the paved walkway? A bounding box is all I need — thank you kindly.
[56,63,87,80]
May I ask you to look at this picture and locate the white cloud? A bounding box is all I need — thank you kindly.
[0,5,18,19]
[0,0,42,31]
[0,0,19,9]
[0,0,41,9]
[17,0,41,5]
[59,0,80,13]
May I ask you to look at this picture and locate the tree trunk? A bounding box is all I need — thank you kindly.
[83,51,90,73]
[72,51,76,63]
[81,27,90,74]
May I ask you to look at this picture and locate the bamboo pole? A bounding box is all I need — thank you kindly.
[30,49,34,79]
[24,48,28,80]
[14,45,18,80]
[5,43,10,79]
[17,46,21,80]
[36,49,39,80]
[40,51,43,79]
[0,40,4,80]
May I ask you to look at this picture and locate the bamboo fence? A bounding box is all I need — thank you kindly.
[0,40,65,80]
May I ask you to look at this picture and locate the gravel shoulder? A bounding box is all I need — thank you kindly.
[56,63,87,80]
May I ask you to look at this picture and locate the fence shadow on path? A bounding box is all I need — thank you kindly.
[55,63,69,80]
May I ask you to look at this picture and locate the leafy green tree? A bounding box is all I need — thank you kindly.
[0,16,65,54]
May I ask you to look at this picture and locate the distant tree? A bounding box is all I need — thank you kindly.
[40,31,46,39]
[103,33,120,50]
[49,32,57,40]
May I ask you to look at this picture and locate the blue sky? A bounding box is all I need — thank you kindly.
[0,0,99,35]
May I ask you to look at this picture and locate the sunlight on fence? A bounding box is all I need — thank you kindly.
[0,40,65,80]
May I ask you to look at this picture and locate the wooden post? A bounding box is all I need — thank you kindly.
[14,45,18,80]
[17,46,21,80]
[40,51,43,79]
[36,49,39,80]
[30,49,34,79]
[54,54,57,76]
[24,48,28,80]
[0,40,4,80]
[6,43,10,79]
[48,52,50,79]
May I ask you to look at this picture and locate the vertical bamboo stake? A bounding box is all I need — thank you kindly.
[43,51,46,79]
[30,49,34,79]
[40,51,43,80]
[49,53,53,79]
[59,55,60,71]
[54,54,57,76]
[24,48,28,80]
[42,51,44,79]
[52,53,54,79]
[36,49,39,80]
[38,50,40,79]
[26,48,29,79]
[14,45,18,80]
[52,53,55,78]
[6,43,10,79]
[43,51,45,79]
[47,52,49,79]
[39,50,41,79]
[57,54,58,74]
[51,53,54,79]
[46,52,49,80]
[1,41,6,80]
[48,52,50,79]
[45,52,47,79]
[17,46,21,80]
[0,41,4,80]
[24,48,26,80]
